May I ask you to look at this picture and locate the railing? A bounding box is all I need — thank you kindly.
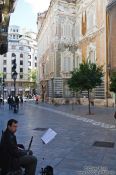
[60,72,71,79]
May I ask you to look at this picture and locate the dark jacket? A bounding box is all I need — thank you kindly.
[0,129,27,172]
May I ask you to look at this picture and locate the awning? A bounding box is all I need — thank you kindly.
[19,89,23,91]
[25,89,30,91]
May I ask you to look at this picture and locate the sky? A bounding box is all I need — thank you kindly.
[10,0,51,33]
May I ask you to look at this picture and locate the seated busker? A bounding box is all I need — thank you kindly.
[0,119,37,175]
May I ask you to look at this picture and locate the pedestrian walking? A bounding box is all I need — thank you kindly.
[20,96,23,104]
[7,96,12,110]
[15,96,19,110]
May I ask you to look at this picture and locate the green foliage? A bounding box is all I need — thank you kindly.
[68,61,103,92]
[68,61,103,114]
[0,72,3,77]
[110,72,116,93]
[28,69,37,82]
[0,72,3,85]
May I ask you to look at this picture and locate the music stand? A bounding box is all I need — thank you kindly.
[40,128,57,175]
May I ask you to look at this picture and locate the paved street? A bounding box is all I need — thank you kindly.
[0,102,116,175]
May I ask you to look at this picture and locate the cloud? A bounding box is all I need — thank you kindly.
[25,0,51,13]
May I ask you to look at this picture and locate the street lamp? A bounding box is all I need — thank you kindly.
[106,64,111,107]
[12,71,18,97]
[12,57,17,97]
[2,76,5,105]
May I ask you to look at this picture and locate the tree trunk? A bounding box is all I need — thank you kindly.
[88,90,91,115]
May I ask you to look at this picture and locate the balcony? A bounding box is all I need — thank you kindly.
[60,72,71,79]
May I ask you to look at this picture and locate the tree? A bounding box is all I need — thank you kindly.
[28,69,37,82]
[0,72,3,85]
[68,61,103,114]
[28,69,37,94]
[110,72,116,106]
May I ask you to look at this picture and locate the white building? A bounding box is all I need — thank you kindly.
[0,25,37,97]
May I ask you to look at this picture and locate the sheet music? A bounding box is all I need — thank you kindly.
[41,128,57,144]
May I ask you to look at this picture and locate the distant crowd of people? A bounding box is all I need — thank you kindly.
[0,94,41,110]
[7,95,23,112]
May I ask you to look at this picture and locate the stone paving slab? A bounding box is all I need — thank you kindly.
[0,103,116,175]
[37,102,116,125]
[28,103,116,130]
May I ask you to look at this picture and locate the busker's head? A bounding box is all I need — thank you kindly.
[7,119,18,133]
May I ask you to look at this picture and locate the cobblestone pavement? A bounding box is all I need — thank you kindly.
[0,102,116,175]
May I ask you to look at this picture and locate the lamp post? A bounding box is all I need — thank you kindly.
[106,64,111,107]
[12,57,17,97]
[12,71,18,97]
[2,76,5,105]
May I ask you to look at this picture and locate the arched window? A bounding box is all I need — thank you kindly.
[89,50,96,63]
[63,56,73,72]
[63,22,72,41]
[75,50,82,68]
[87,8,96,31]
[87,44,96,63]
[75,23,81,41]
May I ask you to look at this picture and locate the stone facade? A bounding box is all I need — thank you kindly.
[107,0,116,72]
[37,0,111,103]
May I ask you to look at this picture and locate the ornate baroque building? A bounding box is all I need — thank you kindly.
[37,0,111,104]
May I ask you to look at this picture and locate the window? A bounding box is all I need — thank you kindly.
[3,67,7,72]
[19,46,23,51]
[20,54,23,58]
[20,60,23,65]
[35,56,37,60]
[13,29,15,32]
[35,63,37,67]
[12,53,16,57]
[75,23,81,41]
[13,35,15,39]
[20,68,23,72]
[12,45,16,49]
[28,55,31,59]
[11,60,15,64]
[4,53,7,57]
[89,50,96,63]
[28,47,31,52]
[63,57,73,72]
[87,45,96,63]
[3,60,7,65]
[28,61,31,66]
[87,9,96,31]
[20,75,23,79]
